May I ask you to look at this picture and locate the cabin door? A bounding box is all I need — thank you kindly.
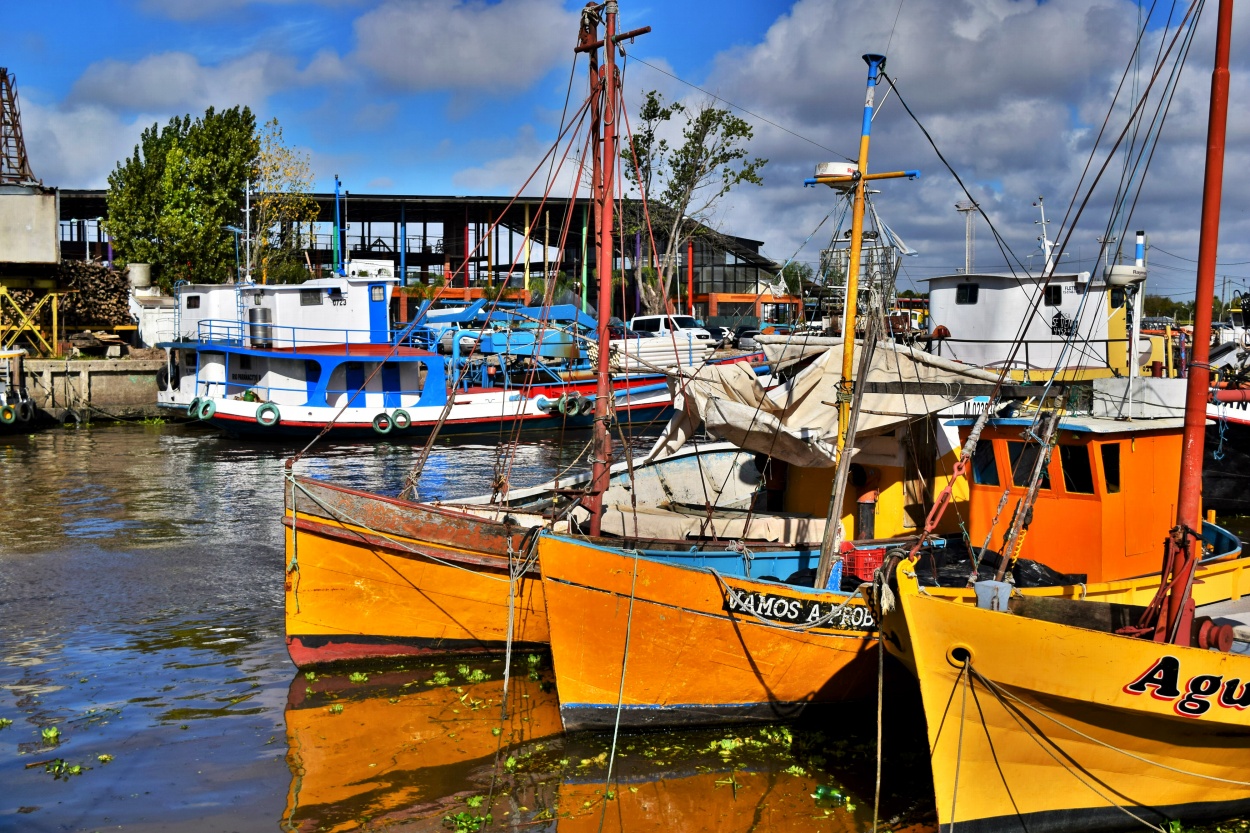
[368,283,389,344]
[902,416,937,529]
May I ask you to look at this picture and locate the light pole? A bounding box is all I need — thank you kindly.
[224,225,243,283]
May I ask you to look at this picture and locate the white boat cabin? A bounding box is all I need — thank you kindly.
[174,275,398,348]
[924,269,1141,379]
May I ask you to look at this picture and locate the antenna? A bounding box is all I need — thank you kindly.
[1033,196,1055,275]
[955,200,977,274]
[0,68,37,185]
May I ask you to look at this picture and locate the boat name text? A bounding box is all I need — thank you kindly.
[1124,655,1250,717]
[722,589,875,631]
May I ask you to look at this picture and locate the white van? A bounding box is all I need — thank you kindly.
[627,314,715,345]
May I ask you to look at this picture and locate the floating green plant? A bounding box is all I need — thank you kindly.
[348,672,368,683]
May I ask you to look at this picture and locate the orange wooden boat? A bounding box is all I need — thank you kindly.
[284,455,810,668]
[539,533,879,730]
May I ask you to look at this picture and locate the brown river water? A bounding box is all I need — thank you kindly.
[0,423,935,833]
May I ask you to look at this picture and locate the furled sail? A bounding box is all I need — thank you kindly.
[645,338,1001,467]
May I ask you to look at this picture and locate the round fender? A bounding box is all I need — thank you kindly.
[256,402,281,427]
[156,365,170,392]
[372,413,393,434]
[197,398,216,420]
[0,405,15,425]
[17,400,33,422]
[391,409,412,430]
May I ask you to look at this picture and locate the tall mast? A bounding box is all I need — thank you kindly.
[834,54,885,455]
[809,53,917,586]
[1163,0,1232,643]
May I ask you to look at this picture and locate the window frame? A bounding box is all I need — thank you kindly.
[955,283,979,305]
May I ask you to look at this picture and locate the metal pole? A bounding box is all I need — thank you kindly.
[1165,0,1231,644]
[245,177,252,282]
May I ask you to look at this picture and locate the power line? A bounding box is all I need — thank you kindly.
[1150,244,1250,266]
[627,55,854,162]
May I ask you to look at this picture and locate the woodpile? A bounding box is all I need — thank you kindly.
[56,262,131,327]
[6,261,132,329]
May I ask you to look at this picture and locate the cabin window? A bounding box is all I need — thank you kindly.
[1101,443,1121,493]
[1006,441,1051,490]
[371,285,385,302]
[1059,445,1094,494]
[238,354,252,370]
[971,441,999,486]
[185,295,201,309]
[1110,287,1126,309]
[300,289,323,306]
[1043,284,1063,307]
[955,283,979,305]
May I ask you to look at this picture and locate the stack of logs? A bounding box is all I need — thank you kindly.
[7,262,132,328]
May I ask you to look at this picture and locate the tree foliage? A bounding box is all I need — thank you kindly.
[621,91,766,314]
[106,106,258,288]
[780,262,814,296]
[252,118,319,283]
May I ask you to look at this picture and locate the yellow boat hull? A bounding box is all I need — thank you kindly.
[884,563,1250,832]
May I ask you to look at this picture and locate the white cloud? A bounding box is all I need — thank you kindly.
[672,0,1250,296]
[67,51,311,114]
[20,100,154,189]
[352,0,578,93]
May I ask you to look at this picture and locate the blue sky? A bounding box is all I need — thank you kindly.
[10,0,1250,299]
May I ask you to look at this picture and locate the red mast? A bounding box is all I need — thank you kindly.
[585,1,618,535]
[1163,0,1232,644]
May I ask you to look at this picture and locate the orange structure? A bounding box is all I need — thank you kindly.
[957,416,1202,583]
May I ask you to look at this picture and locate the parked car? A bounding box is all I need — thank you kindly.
[627,314,715,344]
[733,327,761,350]
[705,325,733,347]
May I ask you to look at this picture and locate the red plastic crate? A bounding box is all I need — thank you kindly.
[839,544,887,579]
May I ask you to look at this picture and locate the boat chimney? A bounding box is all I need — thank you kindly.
[1135,230,1147,268]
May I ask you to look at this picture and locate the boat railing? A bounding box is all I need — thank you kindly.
[928,336,1138,369]
[195,319,392,352]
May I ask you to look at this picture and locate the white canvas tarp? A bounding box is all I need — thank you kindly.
[645,340,1001,468]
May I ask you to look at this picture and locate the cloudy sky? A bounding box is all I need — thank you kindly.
[9,0,1250,298]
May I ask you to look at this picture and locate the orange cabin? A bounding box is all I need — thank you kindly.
[954,416,1187,584]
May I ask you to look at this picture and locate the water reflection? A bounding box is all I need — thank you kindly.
[281,657,890,833]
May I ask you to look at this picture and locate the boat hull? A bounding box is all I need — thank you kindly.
[284,481,552,667]
[884,564,1250,833]
[539,534,879,731]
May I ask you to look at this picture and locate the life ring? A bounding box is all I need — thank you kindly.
[391,409,411,430]
[17,401,33,422]
[372,413,393,434]
[0,405,14,425]
[187,397,201,417]
[156,365,170,392]
[196,398,216,420]
[256,403,281,427]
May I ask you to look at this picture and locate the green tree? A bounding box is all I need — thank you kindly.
[106,106,258,288]
[780,262,814,296]
[622,91,766,314]
[252,118,319,284]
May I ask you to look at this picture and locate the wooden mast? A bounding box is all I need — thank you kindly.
[1161,0,1232,644]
